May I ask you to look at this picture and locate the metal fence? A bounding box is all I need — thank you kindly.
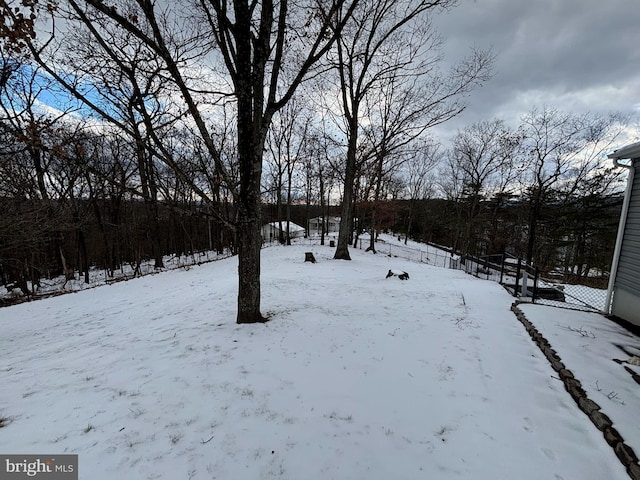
[353,237,608,313]
[536,272,608,313]
[457,253,607,312]
[461,255,608,312]
[355,237,460,269]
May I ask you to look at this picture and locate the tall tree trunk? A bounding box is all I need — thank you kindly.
[335,184,354,259]
[235,19,266,323]
[236,161,264,317]
[334,123,358,260]
[236,184,265,325]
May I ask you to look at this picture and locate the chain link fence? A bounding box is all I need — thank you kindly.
[353,236,608,313]
[355,236,460,269]
[535,271,608,312]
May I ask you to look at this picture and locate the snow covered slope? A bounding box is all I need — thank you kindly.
[0,244,627,479]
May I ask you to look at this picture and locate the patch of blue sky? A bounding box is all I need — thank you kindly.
[40,73,121,121]
[9,63,126,122]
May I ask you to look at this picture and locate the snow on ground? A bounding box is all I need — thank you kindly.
[0,242,630,479]
[519,303,640,455]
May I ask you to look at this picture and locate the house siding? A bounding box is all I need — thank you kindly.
[308,217,340,234]
[612,161,640,325]
[261,222,305,242]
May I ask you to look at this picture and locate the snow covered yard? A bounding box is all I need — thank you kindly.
[518,304,640,461]
[0,244,629,479]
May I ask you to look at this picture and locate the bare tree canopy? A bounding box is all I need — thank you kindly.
[327,0,493,260]
[519,107,628,264]
[5,0,363,323]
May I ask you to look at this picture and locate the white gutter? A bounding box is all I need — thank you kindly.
[609,141,640,160]
[604,150,637,313]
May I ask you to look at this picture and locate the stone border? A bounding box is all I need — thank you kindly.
[511,303,640,480]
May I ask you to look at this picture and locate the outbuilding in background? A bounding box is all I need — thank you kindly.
[261,222,306,243]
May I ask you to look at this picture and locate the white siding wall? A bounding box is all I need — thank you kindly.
[613,161,640,325]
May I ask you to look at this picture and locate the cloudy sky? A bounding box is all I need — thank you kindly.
[429,0,640,143]
[28,0,639,150]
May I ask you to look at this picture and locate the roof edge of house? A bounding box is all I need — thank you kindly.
[608,141,640,160]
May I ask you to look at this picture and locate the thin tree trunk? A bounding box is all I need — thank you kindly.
[59,243,74,282]
[277,179,284,244]
[304,174,311,239]
[367,208,376,252]
[405,198,414,245]
[367,153,385,253]
[75,210,90,284]
[319,171,326,246]
[526,192,542,265]
[286,166,293,245]
[134,138,164,269]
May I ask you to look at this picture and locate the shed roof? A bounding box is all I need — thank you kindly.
[264,222,305,233]
[309,216,341,222]
[608,141,640,160]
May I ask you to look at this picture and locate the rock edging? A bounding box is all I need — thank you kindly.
[511,303,640,480]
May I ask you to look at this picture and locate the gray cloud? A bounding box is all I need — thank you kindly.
[430,0,640,141]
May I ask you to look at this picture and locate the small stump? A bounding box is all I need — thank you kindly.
[386,269,409,280]
[305,252,317,263]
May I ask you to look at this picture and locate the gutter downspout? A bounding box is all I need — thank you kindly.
[605,158,634,314]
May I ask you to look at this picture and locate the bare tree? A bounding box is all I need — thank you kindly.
[401,140,439,244]
[82,130,137,276]
[360,71,453,252]
[1,0,57,69]
[519,107,627,265]
[329,0,493,260]
[446,119,521,254]
[265,98,310,244]
[302,120,341,245]
[14,0,361,323]
[0,56,87,285]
